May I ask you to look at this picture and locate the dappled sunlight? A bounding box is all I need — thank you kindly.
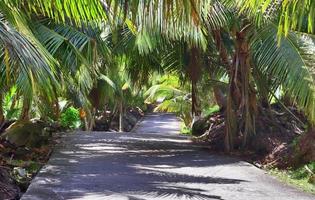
[2,0,315,198]
[21,114,315,200]
[120,136,191,144]
[33,177,62,185]
[80,146,127,151]
[23,127,244,199]
[70,193,130,200]
[23,132,245,200]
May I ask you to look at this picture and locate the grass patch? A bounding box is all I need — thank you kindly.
[268,163,315,194]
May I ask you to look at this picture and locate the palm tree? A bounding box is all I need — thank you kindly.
[1,0,314,155]
[32,19,108,121]
[0,7,58,123]
[204,2,315,151]
[100,0,315,152]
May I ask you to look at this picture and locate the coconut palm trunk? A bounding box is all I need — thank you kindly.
[225,25,257,151]
[191,80,198,116]
[119,100,123,132]
[187,46,202,118]
[212,29,231,111]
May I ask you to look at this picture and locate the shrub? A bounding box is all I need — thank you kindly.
[60,106,80,129]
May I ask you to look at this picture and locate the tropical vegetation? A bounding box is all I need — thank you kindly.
[0,1,314,194]
[0,0,314,148]
[0,0,315,197]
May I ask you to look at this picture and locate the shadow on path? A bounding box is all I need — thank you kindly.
[22,113,315,200]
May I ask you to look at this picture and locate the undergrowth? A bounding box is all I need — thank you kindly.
[269,162,315,194]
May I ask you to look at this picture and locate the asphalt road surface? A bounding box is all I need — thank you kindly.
[22,113,315,200]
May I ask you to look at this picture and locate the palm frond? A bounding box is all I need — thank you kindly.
[0,13,57,98]
[234,0,315,36]
[6,0,108,25]
[251,24,315,123]
[145,84,184,103]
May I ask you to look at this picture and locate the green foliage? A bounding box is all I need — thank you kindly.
[202,105,220,118]
[251,25,315,124]
[0,0,315,156]
[3,86,19,119]
[290,162,315,180]
[60,106,80,129]
[269,164,315,194]
[9,160,42,190]
[180,123,192,135]
[236,0,315,37]
[145,75,193,126]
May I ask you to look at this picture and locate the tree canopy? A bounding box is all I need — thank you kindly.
[0,0,314,152]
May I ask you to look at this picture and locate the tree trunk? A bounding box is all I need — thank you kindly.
[187,46,202,117]
[103,104,108,120]
[225,77,238,152]
[119,101,123,132]
[225,25,257,151]
[236,30,257,147]
[211,29,231,111]
[212,29,239,152]
[191,80,198,116]
[0,93,4,125]
[88,107,96,131]
[19,96,31,121]
[213,86,226,111]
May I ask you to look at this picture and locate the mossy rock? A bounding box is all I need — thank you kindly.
[1,120,49,148]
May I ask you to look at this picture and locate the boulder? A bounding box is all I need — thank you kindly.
[1,120,49,148]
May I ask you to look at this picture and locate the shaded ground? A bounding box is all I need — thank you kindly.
[22,113,315,200]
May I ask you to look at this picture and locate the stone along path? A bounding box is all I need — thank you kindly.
[22,113,315,200]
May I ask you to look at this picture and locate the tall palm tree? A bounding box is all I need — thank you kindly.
[206,2,315,151]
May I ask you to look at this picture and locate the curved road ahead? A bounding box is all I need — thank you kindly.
[22,113,314,200]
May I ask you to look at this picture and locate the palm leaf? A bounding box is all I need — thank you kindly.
[251,24,315,124]
[0,13,57,98]
[234,0,315,36]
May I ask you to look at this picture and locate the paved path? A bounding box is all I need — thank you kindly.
[22,113,315,200]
